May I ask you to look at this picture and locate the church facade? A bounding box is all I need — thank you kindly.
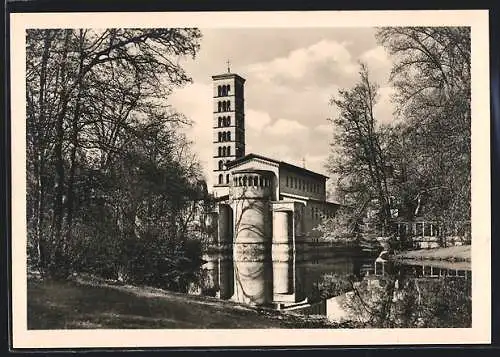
[210,70,340,306]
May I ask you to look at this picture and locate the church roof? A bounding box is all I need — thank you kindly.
[231,168,275,176]
[226,153,329,180]
[211,73,246,82]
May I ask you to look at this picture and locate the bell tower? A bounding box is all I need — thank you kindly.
[212,67,246,197]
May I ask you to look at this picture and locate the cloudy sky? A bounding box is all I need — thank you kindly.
[169,28,395,192]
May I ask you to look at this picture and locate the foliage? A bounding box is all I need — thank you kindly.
[313,206,360,243]
[327,63,394,238]
[310,273,355,302]
[326,27,471,242]
[344,275,471,328]
[376,27,471,225]
[26,28,208,287]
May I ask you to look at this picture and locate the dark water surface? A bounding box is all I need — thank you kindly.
[187,243,471,328]
[190,243,377,308]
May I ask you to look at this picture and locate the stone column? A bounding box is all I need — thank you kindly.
[232,171,273,306]
[273,211,290,244]
[272,211,292,294]
[218,205,232,246]
[218,257,234,299]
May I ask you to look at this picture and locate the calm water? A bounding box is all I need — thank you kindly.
[189,243,377,308]
[186,243,471,327]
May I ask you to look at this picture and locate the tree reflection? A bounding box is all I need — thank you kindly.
[341,264,472,328]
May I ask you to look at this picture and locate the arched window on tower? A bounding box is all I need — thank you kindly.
[222,147,227,156]
[218,101,222,112]
[218,132,222,142]
[227,116,231,126]
[218,174,223,184]
[223,132,227,141]
[222,101,227,112]
[227,84,231,94]
[226,174,230,184]
[226,100,231,111]
[218,86,222,97]
[218,160,224,170]
[227,146,231,156]
[218,117,223,127]
[227,131,231,141]
[218,146,222,156]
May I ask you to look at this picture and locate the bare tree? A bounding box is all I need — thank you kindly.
[327,63,393,238]
[26,28,203,278]
[376,27,471,229]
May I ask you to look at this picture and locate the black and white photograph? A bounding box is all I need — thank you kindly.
[9,10,491,348]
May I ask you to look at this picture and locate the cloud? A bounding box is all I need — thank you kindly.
[374,86,396,125]
[360,45,391,66]
[266,118,309,136]
[168,30,397,192]
[245,82,334,130]
[359,45,392,83]
[304,154,329,176]
[254,144,293,162]
[313,123,333,135]
[246,109,272,132]
[247,40,358,87]
[169,82,214,186]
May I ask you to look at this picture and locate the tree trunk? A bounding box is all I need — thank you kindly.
[35,155,46,274]
[64,30,86,256]
[49,30,72,277]
[34,31,53,275]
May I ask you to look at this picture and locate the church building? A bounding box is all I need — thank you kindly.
[210,69,340,306]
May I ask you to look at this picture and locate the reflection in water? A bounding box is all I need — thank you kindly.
[197,243,375,309]
[197,254,234,298]
[193,243,471,328]
[343,259,472,328]
[273,260,292,294]
[219,258,234,299]
[234,260,273,305]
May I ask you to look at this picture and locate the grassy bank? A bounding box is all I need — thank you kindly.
[28,276,344,329]
[394,245,470,261]
[391,245,471,270]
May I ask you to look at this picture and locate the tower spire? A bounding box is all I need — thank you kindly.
[211,69,246,197]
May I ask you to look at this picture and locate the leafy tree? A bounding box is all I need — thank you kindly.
[327,63,393,239]
[343,274,471,328]
[325,27,471,245]
[26,28,204,280]
[376,27,471,232]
